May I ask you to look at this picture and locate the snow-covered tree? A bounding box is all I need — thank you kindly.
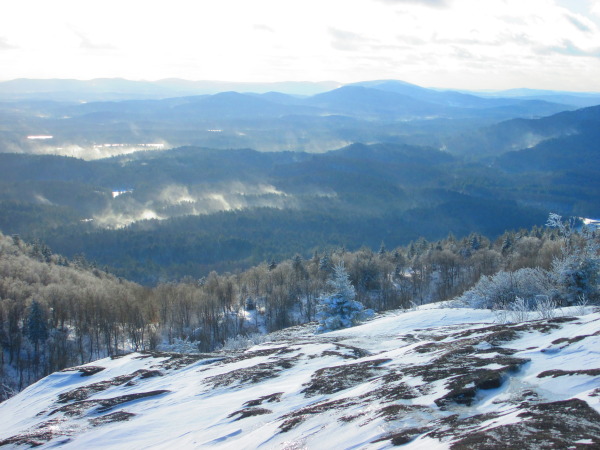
[316,262,373,333]
[550,249,599,304]
[457,267,553,309]
[547,213,600,304]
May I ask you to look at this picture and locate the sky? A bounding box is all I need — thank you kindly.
[1,0,600,91]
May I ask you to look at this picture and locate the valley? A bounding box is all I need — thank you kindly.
[4,0,600,446]
[1,82,599,271]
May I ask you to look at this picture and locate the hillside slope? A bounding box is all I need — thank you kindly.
[0,144,552,282]
[448,104,600,157]
[1,306,599,448]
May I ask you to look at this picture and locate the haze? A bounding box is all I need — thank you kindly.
[1,0,600,91]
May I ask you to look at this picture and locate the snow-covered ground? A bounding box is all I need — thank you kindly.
[1,305,599,448]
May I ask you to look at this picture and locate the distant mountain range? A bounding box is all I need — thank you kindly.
[2,78,598,157]
[0,78,341,101]
[2,77,599,105]
[353,81,600,108]
[1,79,600,281]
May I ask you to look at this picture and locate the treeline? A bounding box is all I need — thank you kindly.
[0,221,596,400]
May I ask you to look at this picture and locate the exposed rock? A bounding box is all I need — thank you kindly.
[243,392,283,406]
[538,368,600,378]
[60,365,105,377]
[448,399,600,449]
[57,369,164,403]
[49,390,170,418]
[227,407,272,421]
[301,358,391,397]
[89,411,136,426]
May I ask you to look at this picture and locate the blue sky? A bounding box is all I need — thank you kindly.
[1,0,599,90]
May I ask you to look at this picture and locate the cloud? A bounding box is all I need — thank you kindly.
[395,34,427,45]
[541,39,600,58]
[375,0,449,7]
[110,182,295,228]
[93,207,164,229]
[497,31,534,46]
[254,24,275,33]
[158,185,194,205]
[2,0,599,91]
[565,14,592,32]
[70,27,116,50]
[0,36,17,50]
[451,45,477,61]
[329,28,372,52]
[34,194,53,205]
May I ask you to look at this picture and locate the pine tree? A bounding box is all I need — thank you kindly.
[470,234,481,250]
[292,254,304,272]
[407,242,416,259]
[319,253,333,273]
[316,262,373,333]
[27,300,48,355]
[501,235,512,254]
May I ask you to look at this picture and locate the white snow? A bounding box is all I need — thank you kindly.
[1,305,599,448]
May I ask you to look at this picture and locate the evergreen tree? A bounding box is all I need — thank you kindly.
[501,235,512,254]
[316,262,373,333]
[319,253,333,273]
[407,242,416,259]
[292,254,304,272]
[470,234,481,250]
[27,300,48,355]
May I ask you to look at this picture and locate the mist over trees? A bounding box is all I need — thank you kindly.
[2,106,599,284]
[2,104,599,285]
[0,141,563,283]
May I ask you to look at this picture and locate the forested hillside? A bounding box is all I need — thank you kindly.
[0,234,146,399]
[0,140,583,282]
[2,215,597,400]
[1,81,599,282]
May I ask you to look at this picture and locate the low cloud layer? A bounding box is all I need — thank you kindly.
[24,142,169,161]
[93,182,296,229]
